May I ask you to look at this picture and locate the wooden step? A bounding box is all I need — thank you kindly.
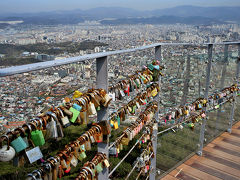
[203,146,240,163]
[184,155,240,179]
[175,164,221,180]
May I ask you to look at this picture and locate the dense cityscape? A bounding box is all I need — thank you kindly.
[0,23,239,132]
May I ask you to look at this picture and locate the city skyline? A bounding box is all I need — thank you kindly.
[0,0,240,13]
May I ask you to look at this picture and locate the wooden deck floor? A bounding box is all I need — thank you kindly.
[161,121,240,180]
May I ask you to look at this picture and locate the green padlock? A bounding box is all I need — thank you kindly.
[148,64,154,71]
[31,130,45,146]
[149,75,153,81]
[188,123,194,129]
[30,122,45,146]
[69,107,80,123]
[131,105,136,114]
[78,151,87,161]
[96,162,103,173]
[116,116,121,126]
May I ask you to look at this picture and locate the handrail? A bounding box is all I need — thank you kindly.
[1,41,239,77]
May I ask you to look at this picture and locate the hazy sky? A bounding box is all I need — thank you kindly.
[1,0,240,13]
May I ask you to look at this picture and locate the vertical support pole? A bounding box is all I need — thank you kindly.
[96,56,109,180]
[197,44,213,156]
[196,56,201,98]
[228,44,240,133]
[155,45,162,121]
[181,55,191,105]
[216,45,228,134]
[150,45,161,180]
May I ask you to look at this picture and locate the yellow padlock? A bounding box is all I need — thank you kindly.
[73,90,83,99]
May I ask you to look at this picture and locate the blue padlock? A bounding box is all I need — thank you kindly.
[72,103,82,111]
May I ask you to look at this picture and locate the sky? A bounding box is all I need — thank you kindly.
[1,0,240,13]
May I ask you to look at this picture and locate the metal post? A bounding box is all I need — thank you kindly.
[181,55,191,105]
[96,56,109,180]
[216,45,228,134]
[197,44,213,156]
[228,44,240,133]
[149,45,161,180]
[196,56,201,98]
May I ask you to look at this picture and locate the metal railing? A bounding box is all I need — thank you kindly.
[0,41,240,180]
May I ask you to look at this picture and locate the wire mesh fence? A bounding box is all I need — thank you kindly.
[156,44,240,179]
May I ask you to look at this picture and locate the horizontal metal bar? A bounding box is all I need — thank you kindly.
[205,42,240,45]
[1,41,240,77]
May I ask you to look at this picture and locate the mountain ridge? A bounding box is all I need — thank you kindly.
[0,6,239,26]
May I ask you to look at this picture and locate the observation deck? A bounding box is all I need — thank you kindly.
[0,41,240,180]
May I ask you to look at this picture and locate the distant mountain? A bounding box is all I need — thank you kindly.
[0,6,239,26]
[100,16,224,25]
[83,7,143,19]
[151,6,240,22]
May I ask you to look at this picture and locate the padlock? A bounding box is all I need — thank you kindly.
[0,135,16,162]
[116,115,121,126]
[73,103,82,111]
[88,131,95,143]
[136,101,140,109]
[32,169,43,180]
[56,120,64,139]
[44,162,53,180]
[94,125,103,143]
[26,146,43,164]
[89,162,96,178]
[27,173,37,180]
[83,134,91,150]
[11,131,28,153]
[103,93,112,107]
[69,106,81,123]
[108,91,116,102]
[151,88,158,97]
[62,107,73,118]
[58,108,71,128]
[109,143,117,156]
[131,105,136,114]
[83,166,94,180]
[97,120,111,136]
[119,88,125,98]
[121,136,130,146]
[30,123,45,147]
[70,154,78,167]
[113,121,119,129]
[88,102,97,115]
[124,84,130,96]
[148,64,154,71]
[58,165,64,179]
[78,151,87,161]
[101,153,110,168]
[80,110,89,125]
[48,157,59,180]
[119,143,123,151]
[46,112,58,139]
[96,162,103,173]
